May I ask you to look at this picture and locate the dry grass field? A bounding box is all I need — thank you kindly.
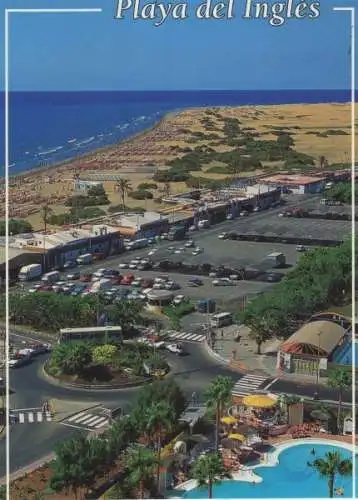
[6,102,356,230]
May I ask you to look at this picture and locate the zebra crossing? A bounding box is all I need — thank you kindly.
[11,409,53,424]
[232,373,271,397]
[167,331,206,343]
[61,410,110,431]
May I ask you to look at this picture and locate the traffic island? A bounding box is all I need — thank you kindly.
[42,362,152,391]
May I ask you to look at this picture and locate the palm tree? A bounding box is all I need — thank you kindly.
[327,368,352,433]
[41,204,53,233]
[116,179,132,213]
[125,444,157,500]
[308,451,352,498]
[205,376,233,452]
[191,453,232,499]
[145,401,176,486]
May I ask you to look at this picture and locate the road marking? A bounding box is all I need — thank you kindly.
[11,407,42,412]
[18,413,25,424]
[88,416,107,427]
[28,412,34,423]
[72,413,94,424]
[67,411,87,422]
[232,373,269,397]
[263,378,279,391]
[94,418,109,429]
[61,422,94,431]
[81,415,103,426]
[37,412,43,422]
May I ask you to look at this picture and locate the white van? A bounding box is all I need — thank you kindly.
[41,271,60,284]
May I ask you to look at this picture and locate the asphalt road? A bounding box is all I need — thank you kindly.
[4,194,353,475]
[3,339,353,476]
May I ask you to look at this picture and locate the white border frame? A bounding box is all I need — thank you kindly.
[3,5,356,500]
[333,7,357,500]
[4,9,102,500]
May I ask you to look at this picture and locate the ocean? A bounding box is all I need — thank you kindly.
[0,90,350,177]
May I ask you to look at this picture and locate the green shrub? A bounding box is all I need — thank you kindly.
[128,190,153,200]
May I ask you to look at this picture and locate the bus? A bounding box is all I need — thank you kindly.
[210,312,233,328]
[58,326,122,344]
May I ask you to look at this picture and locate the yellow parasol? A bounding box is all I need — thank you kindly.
[228,433,245,441]
[220,416,238,425]
[242,394,277,408]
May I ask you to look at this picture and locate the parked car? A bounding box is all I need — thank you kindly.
[66,271,81,280]
[218,232,229,240]
[166,343,184,355]
[63,260,77,269]
[188,277,203,286]
[212,278,235,286]
[79,273,92,282]
[192,247,203,256]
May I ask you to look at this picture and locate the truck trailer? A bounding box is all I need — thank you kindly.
[18,264,42,281]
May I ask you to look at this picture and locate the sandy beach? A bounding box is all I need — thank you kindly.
[5,102,356,228]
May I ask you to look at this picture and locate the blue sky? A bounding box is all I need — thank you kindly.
[0,0,355,90]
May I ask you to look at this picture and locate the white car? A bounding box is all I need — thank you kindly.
[131,279,142,287]
[185,240,194,248]
[174,250,182,254]
[253,206,260,212]
[240,211,249,217]
[166,343,184,355]
[153,283,165,290]
[229,274,240,281]
[154,277,168,283]
[192,247,203,256]
[173,294,185,305]
[148,250,157,256]
[226,213,233,220]
[118,263,128,269]
[129,263,137,270]
[93,269,106,278]
[218,233,228,240]
[212,278,235,286]
[188,225,197,232]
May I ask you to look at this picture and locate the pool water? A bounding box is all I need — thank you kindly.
[183,444,355,498]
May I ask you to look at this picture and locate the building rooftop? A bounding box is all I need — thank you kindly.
[2,224,119,251]
[262,174,326,186]
[111,211,168,230]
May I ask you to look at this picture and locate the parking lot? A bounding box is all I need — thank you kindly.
[15,193,351,315]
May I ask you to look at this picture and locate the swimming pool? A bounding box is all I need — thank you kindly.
[181,441,354,498]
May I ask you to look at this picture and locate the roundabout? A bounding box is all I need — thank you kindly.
[3,342,240,477]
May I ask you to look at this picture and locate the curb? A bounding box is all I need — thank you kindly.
[41,363,151,392]
[204,339,233,366]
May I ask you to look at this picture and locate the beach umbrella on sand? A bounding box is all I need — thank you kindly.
[242,394,277,409]
[221,416,238,425]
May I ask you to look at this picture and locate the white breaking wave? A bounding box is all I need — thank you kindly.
[38,146,63,156]
[75,136,95,147]
[67,138,77,143]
